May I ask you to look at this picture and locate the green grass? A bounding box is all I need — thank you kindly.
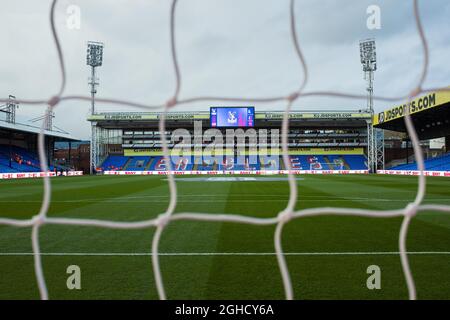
[0,174,449,300]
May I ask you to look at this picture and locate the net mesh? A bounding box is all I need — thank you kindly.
[0,0,449,300]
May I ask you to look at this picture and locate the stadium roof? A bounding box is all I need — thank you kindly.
[0,119,79,141]
[373,90,450,140]
[88,110,372,129]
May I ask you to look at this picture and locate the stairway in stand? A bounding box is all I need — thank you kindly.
[122,157,133,170]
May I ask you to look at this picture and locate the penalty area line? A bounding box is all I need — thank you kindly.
[0,252,449,256]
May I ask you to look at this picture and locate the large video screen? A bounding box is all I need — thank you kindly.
[210,107,255,128]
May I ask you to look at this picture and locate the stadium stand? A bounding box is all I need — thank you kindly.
[90,110,372,175]
[99,155,128,171]
[100,154,368,171]
[0,110,81,175]
[389,153,450,171]
[0,144,50,172]
[124,156,152,171]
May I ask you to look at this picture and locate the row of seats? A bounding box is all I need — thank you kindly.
[100,156,129,171]
[0,145,55,173]
[100,154,368,171]
[389,153,450,171]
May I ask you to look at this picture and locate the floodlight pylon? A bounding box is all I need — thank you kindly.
[359,39,378,173]
[87,41,104,174]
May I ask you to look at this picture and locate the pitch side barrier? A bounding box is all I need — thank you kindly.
[0,171,83,180]
[103,170,369,175]
[377,170,450,177]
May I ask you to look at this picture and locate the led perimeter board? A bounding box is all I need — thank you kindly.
[210,107,255,128]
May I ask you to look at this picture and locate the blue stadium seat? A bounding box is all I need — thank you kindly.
[389,153,450,171]
[0,145,47,173]
[102,154,368,171]
[100,155,129,171]
[125,156,151,171]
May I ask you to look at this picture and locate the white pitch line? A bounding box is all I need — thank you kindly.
[0,198,449,203]
[0,252,449,256]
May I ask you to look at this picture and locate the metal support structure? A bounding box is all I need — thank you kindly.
[360,39,377,173]
[68,141,72,168]
[97,126,108,166]
[375,128,385,170]
[46,111,55,131]
[48,137,54,168]
[7,95,17,123]
[91,121,98,173]
[89,66,98,174]
[405,139,411,164]
[367,71,376,173]
[0,95,18,124]
[8,137,12,168]
[366,121,372,171]
[30,112,55,131]
[86,41,104,174]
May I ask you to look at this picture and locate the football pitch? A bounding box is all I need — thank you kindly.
[0,174,449,300]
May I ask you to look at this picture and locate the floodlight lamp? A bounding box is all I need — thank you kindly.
[359,39,377,72]
[86,42,104,67]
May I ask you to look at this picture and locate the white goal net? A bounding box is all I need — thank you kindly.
[0,0,449,300]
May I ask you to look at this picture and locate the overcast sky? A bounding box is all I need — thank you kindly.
[1,0,449,139]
